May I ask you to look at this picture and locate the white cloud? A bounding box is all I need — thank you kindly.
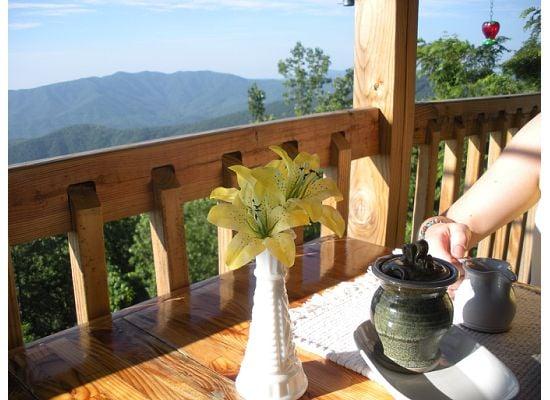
[8,22,42,29]
[9,2,94,16]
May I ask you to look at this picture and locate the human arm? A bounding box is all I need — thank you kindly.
[423,113,541,264]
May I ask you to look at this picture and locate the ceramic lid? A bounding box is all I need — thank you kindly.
[372,240,458,289]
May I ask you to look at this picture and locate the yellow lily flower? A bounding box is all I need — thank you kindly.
[207,165,308,269]
[269,146,345,237]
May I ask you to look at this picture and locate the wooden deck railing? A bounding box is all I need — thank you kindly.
[8,93,540,350]
[411,93,541,278]
[8,108,379,349]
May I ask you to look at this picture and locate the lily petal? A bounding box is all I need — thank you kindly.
[294,151,321,171]
[264,231,296,267]
[270,205,310,234]
[225,232,265,270]
[289,198,324,222]
[304,178,343,202]
[207,203,254,234]
[317,205,345,238]
[210,187,239,203]
[229,165,257,189]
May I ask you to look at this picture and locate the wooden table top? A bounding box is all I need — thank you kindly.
[9,237,541,399]
[9,237,393,400]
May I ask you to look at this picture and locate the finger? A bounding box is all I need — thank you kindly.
[449,223,471,259]
[424,224,453,263]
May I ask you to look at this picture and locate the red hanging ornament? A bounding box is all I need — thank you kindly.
[482,21,500,45]
[482,0,500,46]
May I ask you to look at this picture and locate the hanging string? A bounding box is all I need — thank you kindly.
[490,0,494,21]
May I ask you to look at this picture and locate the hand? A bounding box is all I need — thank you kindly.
[422,220,472,300]
[423,220,472,265]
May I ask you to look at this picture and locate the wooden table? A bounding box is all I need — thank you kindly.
[8,238,540,399]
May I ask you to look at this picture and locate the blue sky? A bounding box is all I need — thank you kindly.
[8,0,540,89]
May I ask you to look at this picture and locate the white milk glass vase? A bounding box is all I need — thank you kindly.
[235,249,308,400]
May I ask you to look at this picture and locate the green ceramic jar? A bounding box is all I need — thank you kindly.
[370,241,458,373]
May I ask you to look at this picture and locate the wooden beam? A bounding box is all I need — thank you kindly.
[149,166,189,295]
[67,184,110,324]
[322,132,351,237]
[217,153,241,274]
[349,0,419,247]
[8,252,24,349]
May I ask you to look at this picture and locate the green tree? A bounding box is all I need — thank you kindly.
[316,68,354,112]
[129,199,219,285]
[278,42,331,116]
[417,35,512,99]
[247,83,271,122]
[11,235,75,343]
[502,7,541,89]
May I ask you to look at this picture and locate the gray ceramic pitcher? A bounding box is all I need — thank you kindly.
[453,258,517,333]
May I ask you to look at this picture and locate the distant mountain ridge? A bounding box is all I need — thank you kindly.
[8,70,286,139]
[8,100,294,164]
[8,70,433,164]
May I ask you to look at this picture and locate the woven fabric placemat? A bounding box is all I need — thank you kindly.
[289,270,541,399]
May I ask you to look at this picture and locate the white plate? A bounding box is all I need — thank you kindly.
[354,321,519,400]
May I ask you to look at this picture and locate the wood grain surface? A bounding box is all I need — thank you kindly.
[9,238,393,400]
[149,166,190,295]
[8,109,379,245]
[349,0,418,248]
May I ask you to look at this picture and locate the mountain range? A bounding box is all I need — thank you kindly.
[8,70,433,164]
[9,70,286,140]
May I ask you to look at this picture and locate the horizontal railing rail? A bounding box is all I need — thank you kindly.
[9,108,378,246]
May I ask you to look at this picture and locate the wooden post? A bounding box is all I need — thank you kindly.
[321,132,351,237]
[149,166,189,296]
[67,184,110,324]
[8,252,24,349]
[349,0,419,247]
[217,153,242,274]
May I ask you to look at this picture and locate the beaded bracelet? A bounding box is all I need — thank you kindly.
[418,216,455,240]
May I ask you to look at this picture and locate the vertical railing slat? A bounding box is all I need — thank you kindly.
[322,132,351,237]
[217,153,241,274]
[505,111,528,271]
[149,166,189,296]
[477,115,506,258]
[8,252,24,349]
[518,205,537,283]
[67,184,110,324]
[411,121,440,241]
[491,114,512,260]
[464,117,489,193]
[438,119,465,214]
